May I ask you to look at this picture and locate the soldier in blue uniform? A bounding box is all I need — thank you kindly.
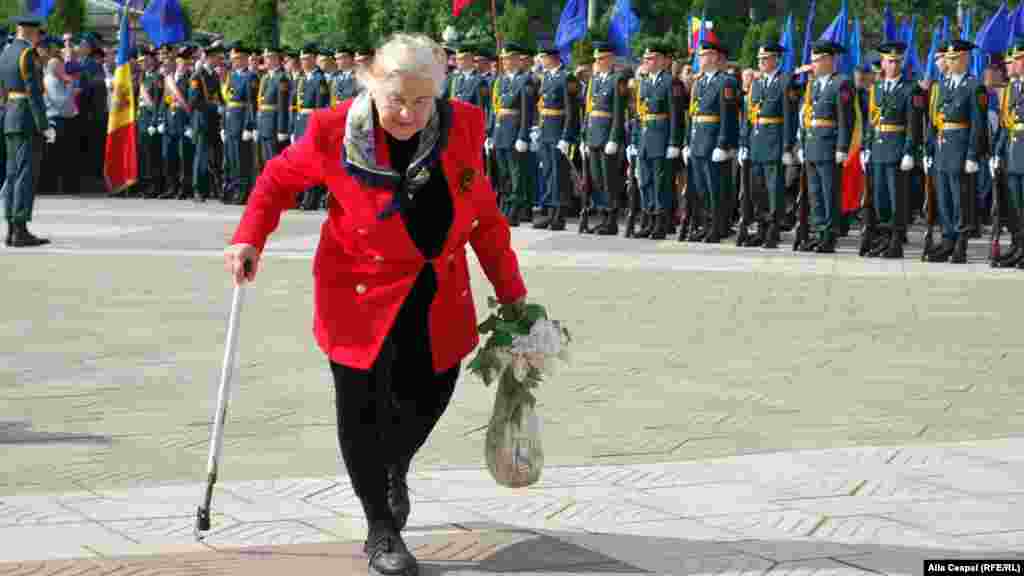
[860,41,918,259]
[448,44,490,110]
[683,40,738,243]
[992,40,1024,268]
[187,42,222,202]
[796,40,854,253]
[924,40,986,264]
[255,45,291,173]
[486,42,536,226]
[738,43,796,249]
[136,47,164,199]
[1,15,52,247]
[293,43,330,210]
[581,41,627,235]
[533,46,579,230]
[221,42,254,204]
[332,46,359,106]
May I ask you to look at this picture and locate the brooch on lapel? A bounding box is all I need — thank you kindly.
[458,167,476,196]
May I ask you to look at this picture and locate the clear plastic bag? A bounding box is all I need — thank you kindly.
[485,370,544,488]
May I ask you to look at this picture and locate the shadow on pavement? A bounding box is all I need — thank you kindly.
[0,420,112,445]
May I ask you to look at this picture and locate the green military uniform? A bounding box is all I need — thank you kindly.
[638,42,683,239]
[1,16,50,247]
[581,42,627,235]
[137,48,164,198]
[992,40,1024,268]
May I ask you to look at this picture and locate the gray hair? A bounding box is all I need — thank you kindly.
[358,33,448,98]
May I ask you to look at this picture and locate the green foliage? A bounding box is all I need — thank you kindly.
[497,3,531,46]
[182,0,276,46]
[738,17,778,68]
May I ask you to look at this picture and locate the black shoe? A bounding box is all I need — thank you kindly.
[10,223,49,247]
[882,237,904,259]
[533,207,552,229]
[387,464,410,532]
[4,221,12,247]
[951,237,968,264]
[549,207,567,231]
[365,527,418,576]
[762,225,779,249]
[928,239,955,263]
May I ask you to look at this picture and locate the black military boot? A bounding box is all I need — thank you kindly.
[506,202,520,227]
[762,224,780,249]
[4,220,12,247]
[950,236,968,264]
[650,212,667,240]
[928,238,955,262]
[549,206,567,231]
[10,222,49,247]
[746,223,765,247]
[533,207,552,229]
[734,225,749,247]
[365,525,418,576]
[882,233,904,259]
[868,231,891,257]
[815,231,836,253]
[597,210,618,236]
[387,462,410,531]
[998,234,1024,268]
[635,213,653,238]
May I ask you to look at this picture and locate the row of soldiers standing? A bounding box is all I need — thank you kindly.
[130,40,366,207]
[450,33,1011,264]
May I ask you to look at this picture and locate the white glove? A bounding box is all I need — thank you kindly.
[738,147,749,166]
[485,138,493,151]
[626,145,637,160]
[184,128,193,139]
[43,128,56,144]
[900,154,914,172]
[797,148,805,164]
[711,147,728,163]
[604,141,618,155]
[924,156,933,171]
[277,133,289,142]
[242,130,252,142]
[990,156,1000,178]
[557,140,570,156]
[835,151,848,165]
[682,146,690,165]
[666,146,681,160]
[529,127,540,143]
[782,151,794,166]
[291,134,296,144]
[104,77,113,89]
[147,126,156,136]
[220,129,226,141]
[965,159,979,174]
[515,139,528,153]
[860,150,870,171]
[157,123,165,134]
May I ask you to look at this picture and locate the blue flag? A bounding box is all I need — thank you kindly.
[25,0,55,19]
[818,0,849,74]
[883,4,898,42]
[801,0,816,80]
[692,8,706,73]
[1011,4,1024,41]
[900,15,918,80]
[608,0,640,58]
[780,12,796,73]
[849,18,861,71]
[978,2,1011,55]
[554,0,587,65]
[925,20,944,81]
[141,0,186,48]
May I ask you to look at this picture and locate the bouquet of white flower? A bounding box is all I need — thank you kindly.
[467,298,571,488]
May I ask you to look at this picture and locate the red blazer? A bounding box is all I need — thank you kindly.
[231,99,527,373]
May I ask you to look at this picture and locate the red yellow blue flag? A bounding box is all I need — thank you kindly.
[104,6,138,193]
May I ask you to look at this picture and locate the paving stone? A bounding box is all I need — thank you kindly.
[763,558,879,575]
[701,510,826,540]
[803,515,975,551]
[638,483,787,517]
[881,497,1024,536]
[0,523,133,561]
[0,495,89,526]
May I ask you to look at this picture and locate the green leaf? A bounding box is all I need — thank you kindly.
[494,320,529,335]
[487,331,515,348]
[523,304,547,324]
[477,314,498,334]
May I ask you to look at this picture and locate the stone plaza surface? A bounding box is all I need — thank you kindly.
[1,197,1023,574]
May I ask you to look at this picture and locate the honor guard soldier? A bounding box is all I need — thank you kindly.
[580,41,627,235]
[991,40,1024,268]
[448,44,490,109]
[163,45,195,199]
[636,42,683,239]
[2,14,52,247]
[682,40,737,243]
[222,42,255,204]
[332,46,358,105]
[738,42,796,249]
[137,46,164,199]
[486,42,537,226]
[256,45,291,171]
[796,40,854,253]
[188,42,223,202]
[293,43,330,210]
[534,46,579,230]
[924,40,986,263]
[860,41,917,259]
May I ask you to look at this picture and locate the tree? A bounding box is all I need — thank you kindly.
[182,0,277,45]
[497,3,532,46]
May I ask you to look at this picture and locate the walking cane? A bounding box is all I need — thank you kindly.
[195,260,250,541]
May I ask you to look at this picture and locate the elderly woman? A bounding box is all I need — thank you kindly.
[224,34,527,576]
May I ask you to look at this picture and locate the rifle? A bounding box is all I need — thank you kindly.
[736,155,753,246]
[921,167,937,260]
[792,163,810,251]
[858,159,876,256]
[990,162,1005,264]
[574,146,592,234]
[624,158,640,237]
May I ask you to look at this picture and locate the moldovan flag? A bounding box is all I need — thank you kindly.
[104,7,138,194]
[841,90,864,214]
